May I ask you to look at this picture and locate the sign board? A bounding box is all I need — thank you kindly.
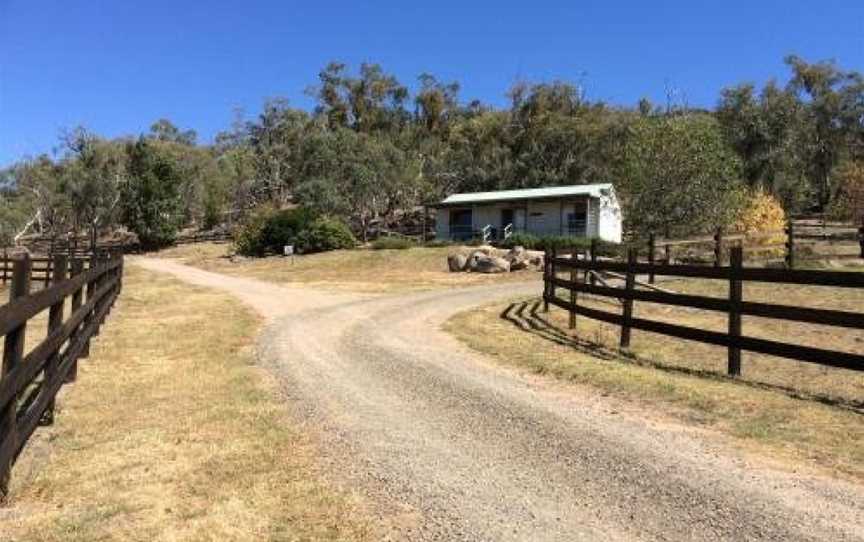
[283,245,294,256]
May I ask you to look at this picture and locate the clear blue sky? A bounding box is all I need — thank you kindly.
[1,0,862,166]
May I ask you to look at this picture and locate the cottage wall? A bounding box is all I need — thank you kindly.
[525,201,563,236]
[435,208,450,238]
[597,193,623,243]
[433,188,623,243]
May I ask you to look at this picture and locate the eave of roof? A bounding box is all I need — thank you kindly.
[434,183,613,207]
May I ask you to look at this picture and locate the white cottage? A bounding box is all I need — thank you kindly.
[433,183,622,244]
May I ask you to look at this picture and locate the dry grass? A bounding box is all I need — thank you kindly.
[567,275,864,403]
[151,242,540,293]
[445,277,864,481]
[1,266,375,541]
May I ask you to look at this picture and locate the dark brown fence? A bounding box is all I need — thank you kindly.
[643,218,864,272]
[543,246,864,378]
[0,252,123,500]
[174,230,231,245]
[2,249,102,289]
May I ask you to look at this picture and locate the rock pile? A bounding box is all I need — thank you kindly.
[447,245,544,274]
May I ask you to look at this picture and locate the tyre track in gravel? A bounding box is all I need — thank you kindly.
[133,257,864,541]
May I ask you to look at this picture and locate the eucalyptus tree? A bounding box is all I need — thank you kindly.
[119,138,184,248]
[618,113,745,238]
[148,118,198,146]
[414,73,460,136]
[246,99,313,206]
[784,55,864,207]
[294,128,418,241]
[58,127,127,250]
[311,62,409,134]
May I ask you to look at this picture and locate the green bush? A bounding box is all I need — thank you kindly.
[500,234,621,256]
[500,233,541,249]
[371,236,416,250]
[233,207,272,256]
[295,217,356,254]
[234,206,317,256]
[424,238,455,248]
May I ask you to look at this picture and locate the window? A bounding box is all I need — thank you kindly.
[567,210,587,236]
[449,209,473,240]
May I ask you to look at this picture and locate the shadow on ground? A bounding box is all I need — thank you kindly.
[500,297,864,415]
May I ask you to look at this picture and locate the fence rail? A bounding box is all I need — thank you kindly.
[641,219,864,278]
[0,252,123,500]
[543,246,864,378]
[174,230,232,245]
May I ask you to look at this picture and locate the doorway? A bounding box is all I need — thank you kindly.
[500,209,515,240]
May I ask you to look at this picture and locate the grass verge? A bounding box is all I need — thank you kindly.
[151,242,540,293]
[1,266,374,541]
[445,294,864,482]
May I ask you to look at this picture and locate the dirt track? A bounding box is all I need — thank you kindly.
[133,257,864,541]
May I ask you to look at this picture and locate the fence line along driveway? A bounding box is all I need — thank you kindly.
[132,257,864,542]
[1,253,124,499]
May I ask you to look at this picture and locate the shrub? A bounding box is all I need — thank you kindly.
[295,217,356,254]
[424,238,455,248]
[371,236,415,250]
[262,207,317,250]
[733,189,786,257]
[500,233,540,249]
[234,206,317,256]
[828,161,864,222]
[500,234,620,256]
[233,206,273,256]
[734,189,786,234]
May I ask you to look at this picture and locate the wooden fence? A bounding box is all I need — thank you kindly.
[641,219,864,278]
[2,249,104,289]
[0,252,123,499]
[543,246,864,377]
[174,230,231,245]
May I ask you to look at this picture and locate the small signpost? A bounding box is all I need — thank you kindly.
[284,245,295,265]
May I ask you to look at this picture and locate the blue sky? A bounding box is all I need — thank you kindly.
[1,0,862,166]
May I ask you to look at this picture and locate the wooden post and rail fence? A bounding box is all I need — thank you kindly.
[0,251,124,500]
[543,245,864,378]
[639,218,864,283]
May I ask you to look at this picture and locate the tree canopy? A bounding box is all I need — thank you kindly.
[2,55,862,248]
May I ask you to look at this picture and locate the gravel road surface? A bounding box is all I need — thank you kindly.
[133,257,864,541]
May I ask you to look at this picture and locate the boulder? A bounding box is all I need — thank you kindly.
[526,249,545,267]
[471,254,511,274]
[503,246,530,271]
[473,244,498,256]
[447,253,469,272]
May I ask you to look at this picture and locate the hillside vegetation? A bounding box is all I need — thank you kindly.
[1,55,862,250]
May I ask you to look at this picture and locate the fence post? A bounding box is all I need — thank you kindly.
[785,219,795,269]
[589,238,598,286]
[648,232,656,284]
[43,254,68,426]
[714,227,723,267]
[728,246,743,377]
[859,219,864,260]
[66,259,85,383]
[0,254,32,500]
[620,248,637,349]
[543,248,551,312]
[569,246,578,330]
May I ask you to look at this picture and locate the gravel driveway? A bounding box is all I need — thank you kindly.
[133,257,864,541]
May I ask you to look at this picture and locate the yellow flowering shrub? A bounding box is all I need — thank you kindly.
[733,189,787,256]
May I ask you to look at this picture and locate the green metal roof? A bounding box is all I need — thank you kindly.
[436,183,614,207]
